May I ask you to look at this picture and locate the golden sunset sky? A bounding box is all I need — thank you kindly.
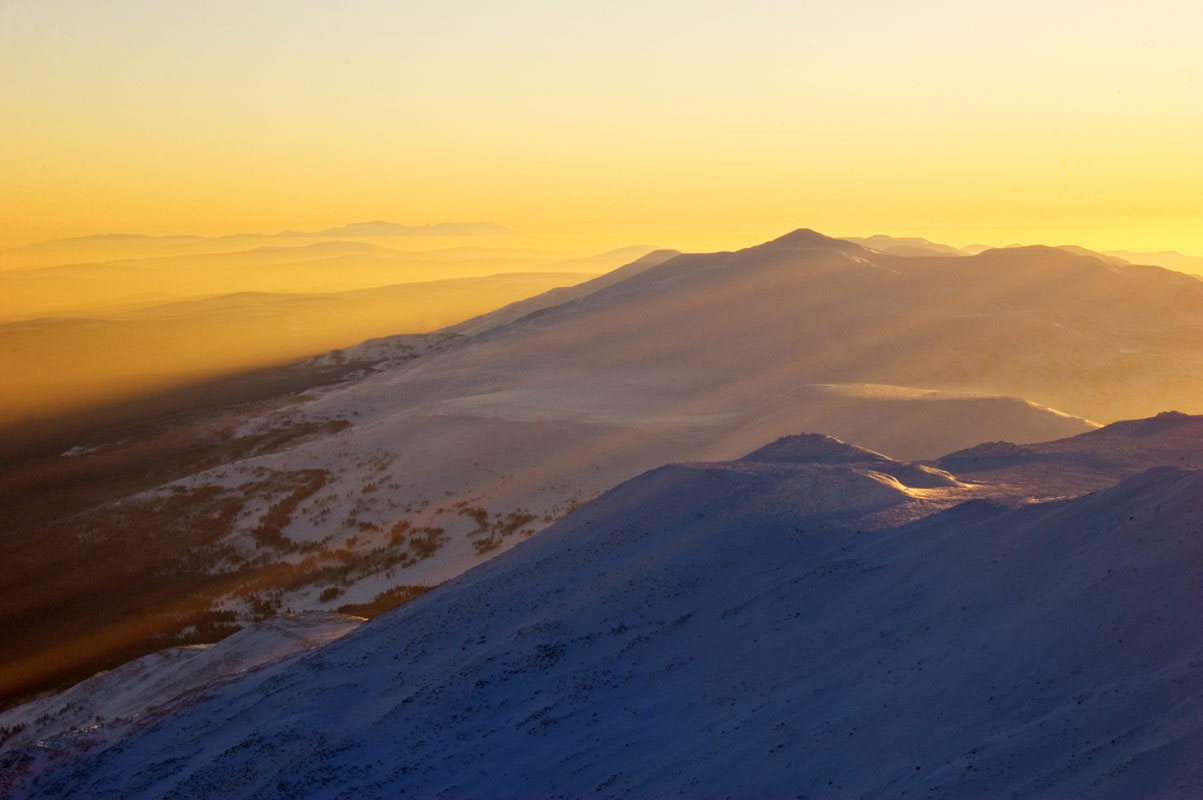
[2,0,1200,253]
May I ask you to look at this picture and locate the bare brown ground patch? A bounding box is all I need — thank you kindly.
[0,362,363,710]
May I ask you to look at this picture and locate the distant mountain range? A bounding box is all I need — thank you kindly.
[0,222,514,270]
[11,220,512,249]
[843,233,1203,275]
[282,220,512,238]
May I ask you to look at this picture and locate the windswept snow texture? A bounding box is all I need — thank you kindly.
[5,421,1201,799]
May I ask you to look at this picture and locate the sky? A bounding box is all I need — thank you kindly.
[1,0,1200,253]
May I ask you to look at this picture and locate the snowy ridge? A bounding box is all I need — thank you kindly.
[444,249,681,337]
[4,421,1201,797]
[299,330,464,371]
[740,432,895,464]
[937,410,1203,497]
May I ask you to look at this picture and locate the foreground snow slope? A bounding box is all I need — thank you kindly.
[6,422,1200,798]
[0,614,361,754]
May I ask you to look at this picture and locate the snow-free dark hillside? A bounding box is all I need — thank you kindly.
[6,425,1201,798]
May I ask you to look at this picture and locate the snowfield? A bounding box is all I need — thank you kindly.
[4,416,1201,798]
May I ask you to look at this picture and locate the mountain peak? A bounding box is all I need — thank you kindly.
[757,228,854,250]
[741,433,893,465]
[1093,410,1198,438]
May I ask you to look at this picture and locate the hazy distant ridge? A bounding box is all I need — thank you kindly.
[842,233,1203,276]
[0,220,513,263]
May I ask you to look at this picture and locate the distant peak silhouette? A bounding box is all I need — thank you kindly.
[752,228,863,252]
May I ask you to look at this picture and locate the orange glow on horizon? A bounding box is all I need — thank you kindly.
[1,1,1200,256]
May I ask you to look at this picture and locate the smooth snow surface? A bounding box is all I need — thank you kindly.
[5,419,1201,798]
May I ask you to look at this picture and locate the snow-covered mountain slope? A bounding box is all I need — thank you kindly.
[444,249,681,337]
[6,426,1199,798]
[700,382,1094,464]
[433,229,1200,423]
[0,614,361,754]
[937,410,1203,498]
[840,233,965,257]
[173,378,1090,613]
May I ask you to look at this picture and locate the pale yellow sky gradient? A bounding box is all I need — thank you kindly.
[1,0,1200,253]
